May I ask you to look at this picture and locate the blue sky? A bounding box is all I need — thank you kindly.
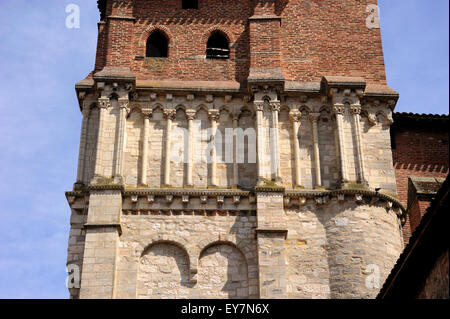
[0,0,448,299]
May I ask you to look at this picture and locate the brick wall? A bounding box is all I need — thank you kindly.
[94,0,386,85]
[391,115,449,243]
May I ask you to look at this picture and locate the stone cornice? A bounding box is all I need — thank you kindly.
[285,189,405,212]
[124,188,252,197]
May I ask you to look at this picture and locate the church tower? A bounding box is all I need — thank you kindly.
[66,0,405,299]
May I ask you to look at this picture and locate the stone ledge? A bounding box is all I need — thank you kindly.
[124,188,252,197]
[83,223,122,236]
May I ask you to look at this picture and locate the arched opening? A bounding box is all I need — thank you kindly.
[206,31,230,59]
[182,0,198,9]
[146,31,168,58]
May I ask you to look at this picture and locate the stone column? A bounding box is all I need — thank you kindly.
[93,97,110,180]
[255,101,266,184]
[76,104,91,185]
[270,101,281,181]
[233,115,239,188]
[114,98,129,183]
[208,110,220,187]
[350,104,367,185]
[186,109,196,187]
[140,112,151,186]
[289,110,302,188]
[309,112,322,188]
[333,104,349,184]
[163,109,176,187]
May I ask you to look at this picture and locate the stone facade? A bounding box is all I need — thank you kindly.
[66,0,405,299]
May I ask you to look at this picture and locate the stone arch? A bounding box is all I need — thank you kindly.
[137,236,198,282]
[219,105,233,116]
[238,105,254,119]
[175,104,186,113]
[197,241,250,299]
[151,103,164,113]
[195,104,209,114]
[127,104,143,119]
[299,104,312,114]
[137,241,192,299]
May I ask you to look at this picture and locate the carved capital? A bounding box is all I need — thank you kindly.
[309,112,321,123]
[143,110,153,119]
[186,109,196,121]
[78,91,86,101]
[163,109,176,120]
[350,104,362,115]
[98,98,111,109]
[289,110,302,122]
[118,99,130,110]
[269,101,281,112]
[254,101,264,112]
[332,104,345,115]
[208,110,220,122]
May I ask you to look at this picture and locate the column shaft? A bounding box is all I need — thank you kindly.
[114,99,128,182]
[163,110,175,186]
[310,113,322,188]
[270,102,281,181]
[76,106,90,184]
[289,110,302,188]
[140,115,150,185]
[233,116,239,188]
[186,110,196,187]
[93,98,109,179]
[255,102,265,183]
[351,104,367,184]
[333,105,349,184]
[209,110,219,187]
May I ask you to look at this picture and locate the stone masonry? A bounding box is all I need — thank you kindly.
[66,0,405,299]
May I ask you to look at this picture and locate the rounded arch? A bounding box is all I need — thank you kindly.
[146,29,169,58]
[198,240,248,265]
[137,240,192,299]
[141,239,189,259]
[205,29,231,59]
[198,240,250,299]
[202,27,234,46]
